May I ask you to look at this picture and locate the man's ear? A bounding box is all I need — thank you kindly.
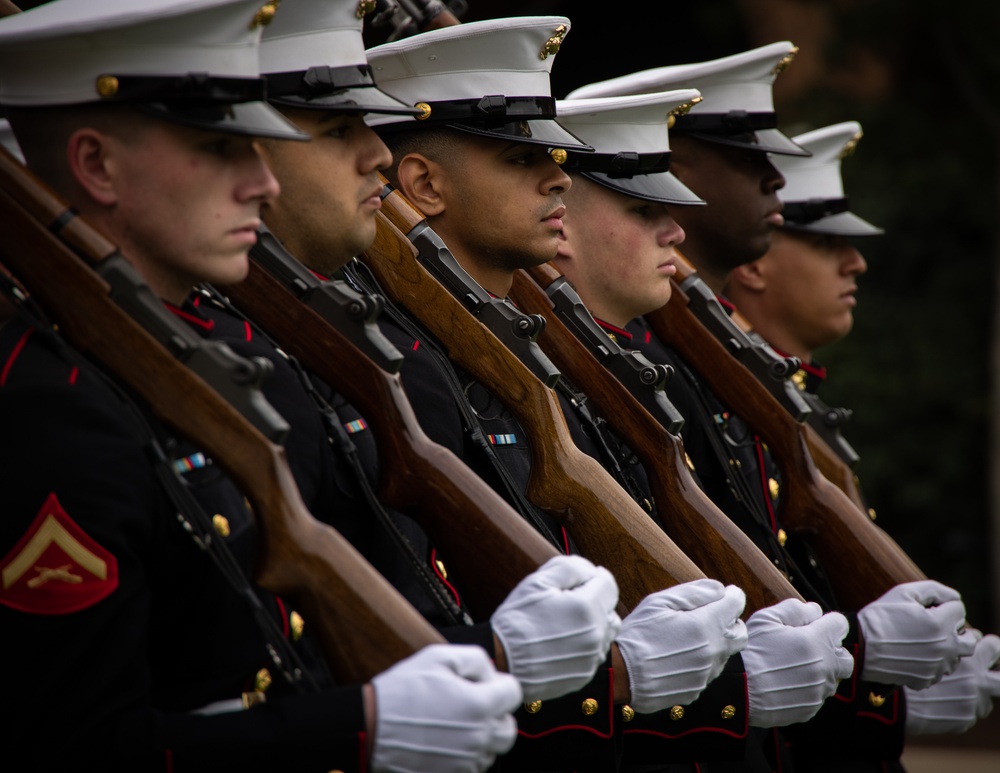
[395,152,446,216]
[66,128,119,207]
[729,258,768,292]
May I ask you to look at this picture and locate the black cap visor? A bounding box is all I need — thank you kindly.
[580,170,704,206]
[782,209,884,236]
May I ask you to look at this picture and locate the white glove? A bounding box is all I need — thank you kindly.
[371,644,522,773]
[858,580,980,689]
[491,555,621,702]
[905,632,1000,735]
[742,598,854,728]
[615,579,748,713]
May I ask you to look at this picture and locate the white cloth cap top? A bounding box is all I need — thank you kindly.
[555,90,705,205]
[260,0,418,115]
[365,16,591,151]
[566,42,808,157]
[773,121,884,236]
[0,0,305,140]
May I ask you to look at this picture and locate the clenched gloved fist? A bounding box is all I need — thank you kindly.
[371,644,522,773]
[905,632,1000,735]
[742,599,854,728]
[491,555,621,702]
[615,579,748,713]
[859,580,980,689]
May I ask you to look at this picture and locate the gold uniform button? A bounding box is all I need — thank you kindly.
[768,477,780,500]
[435,558,448,580]
[868,692,886,708]
[684,452,696,472]
[212,514,231,537]
[868,507,878,521]
[581,698,599,716]
[777,528,788,547]
[669,705,685,721]
[524,700,542,714]
[550,148,568,165]
[290,610,305,641]
[621,705,635,722]
[255,668,273,693]
[95,75,119,98]
[721,705,737,720]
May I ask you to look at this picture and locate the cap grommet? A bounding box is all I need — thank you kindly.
[95,75,119,98]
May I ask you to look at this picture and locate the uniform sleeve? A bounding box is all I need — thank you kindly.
[0,340,368,772]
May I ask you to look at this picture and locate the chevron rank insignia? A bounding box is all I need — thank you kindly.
[1,493,119,614]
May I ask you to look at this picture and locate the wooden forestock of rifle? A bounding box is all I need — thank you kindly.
[0,145,442,685]
[644,273,926,612]
[365,191,706,613]
[218,236,560,619]
[510,263,802,614]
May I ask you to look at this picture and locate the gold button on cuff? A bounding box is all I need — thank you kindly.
[721,705,737,720]
[290,610,305,641]
[868,692,886,708]
[525,700,542,714]
[212,514,231,538]
[255,668,273,693]
[777,528,788,547]
[95,75,119,98]
[581,698,599,716]
[669,705,685,721]
[621,705,635,722]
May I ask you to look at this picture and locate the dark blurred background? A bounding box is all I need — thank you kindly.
[369,0,1000,635]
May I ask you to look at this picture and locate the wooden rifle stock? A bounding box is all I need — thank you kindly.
[510,263,801,614]
[645,276,926,611]
[673,255,869,511]
[219,261,560,619]
[363,199,706,614]
[0,146,442,684]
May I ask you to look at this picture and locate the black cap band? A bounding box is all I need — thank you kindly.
[672,109,778,136]
[265,64,378,100]
[97,72,265,104]
[565,150,671,178]
[782,197,850,224]
[417,95,557,127]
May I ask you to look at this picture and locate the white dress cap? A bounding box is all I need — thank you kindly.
[0,0,306,140]
[366,16,591,151]
[567,42,808,157]
[773,121,883,236]
[260,0,419,116]
[556,90,705,206]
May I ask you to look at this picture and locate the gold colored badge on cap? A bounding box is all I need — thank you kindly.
[839,129,864,160]
[415,102,432,121]
[772,45,799,76]
[540,24,568,60]
[356,0,376,18]
[550,148,568,165]
[666,95,703,129]
[95,75,119,98]
[250,0,280,30]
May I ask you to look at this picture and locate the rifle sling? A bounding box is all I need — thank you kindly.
[342,260,567,552]
[199,286,472,628]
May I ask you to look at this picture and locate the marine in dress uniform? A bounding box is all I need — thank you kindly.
[723,120,1000,749]
[0,0,524,770]
[562,46,981,772]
